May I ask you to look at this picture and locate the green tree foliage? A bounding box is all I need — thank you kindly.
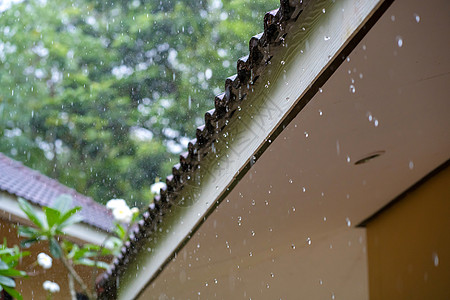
[0,0,278,206]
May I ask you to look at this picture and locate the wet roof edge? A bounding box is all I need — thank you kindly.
[97,0,393,298]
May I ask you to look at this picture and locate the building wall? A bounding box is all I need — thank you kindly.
[366,164,450,299]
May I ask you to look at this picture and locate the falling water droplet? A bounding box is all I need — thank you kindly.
[304,131,309,138]
[346,156,351,163]
[319,110,323,116]
[322,8,326,13]
[251,230,255,237]
[414,14,420,23]
[324,36,330,41]
[409,161,414,170]
[249,252,253,257]
[270,272,275,278]
[433,252,439,266]
[396,36,403,47]
[346,217,351,227]
[289,179,293,184]
[302,187,306,193]
[374,119,379,127]
[349,85,356,93]
[307,237,312,245]
[291,243,296,249]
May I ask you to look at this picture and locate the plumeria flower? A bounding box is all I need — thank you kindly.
[43,280,60,293]
[112,205,132,223]
[37,252,52,269]
[151,182,166,195]
[106,198,127,210]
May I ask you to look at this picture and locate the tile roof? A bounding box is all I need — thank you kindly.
[96,0,305,296]
[0,152,114,232]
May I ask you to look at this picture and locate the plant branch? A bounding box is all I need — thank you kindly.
[68,273,77,300]
[58,243,95,299]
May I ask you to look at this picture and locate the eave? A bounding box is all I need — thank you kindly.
[97,0,404,298]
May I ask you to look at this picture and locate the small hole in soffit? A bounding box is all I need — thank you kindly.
[354,151,385,165]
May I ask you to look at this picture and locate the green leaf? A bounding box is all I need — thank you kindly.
[58,214,83,230]
[114,223,126,240]
[20,238,40,249]
[57,207,81,229]
[0,268,26,277]
[51,194,73,214]
[0,260,8,270]
[49,238,62,259]
[3,286,23,300]
[17,226,40,238]
[0,275,15,287]
[18,198,46,230]
[43,207,61,229]
[74,258,109,269]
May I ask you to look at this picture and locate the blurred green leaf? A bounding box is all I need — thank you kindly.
[0,275,15,287]
[49,238,62,259]
[43,207,61,229]
[51,194,73,214]
[3,286,23,300]
[18,199,46,230]
[58,206,82,230]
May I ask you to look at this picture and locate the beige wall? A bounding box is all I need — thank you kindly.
[366,165,450,299]
[0,218,104,300]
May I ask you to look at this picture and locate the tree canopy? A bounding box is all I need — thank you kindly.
[0,0,278,206]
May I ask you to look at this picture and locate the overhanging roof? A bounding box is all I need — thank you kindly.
[0,152,114,232]
[98,0,450,298]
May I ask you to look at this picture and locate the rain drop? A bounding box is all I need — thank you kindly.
[307,237,311,245]
[414,13,420,23]
[291,243,296,250]
[396,36,403,48]
[409,161,414,170]
[346,217,351,227]
[324,36,330,41]
[349,85,356,93]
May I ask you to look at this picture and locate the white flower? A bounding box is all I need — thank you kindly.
[150,182,166,195]
[130,207,139,215]
[37,253,52,269]
[43,280,60,293]
[106,199,127,210]
[112,205,132,223]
